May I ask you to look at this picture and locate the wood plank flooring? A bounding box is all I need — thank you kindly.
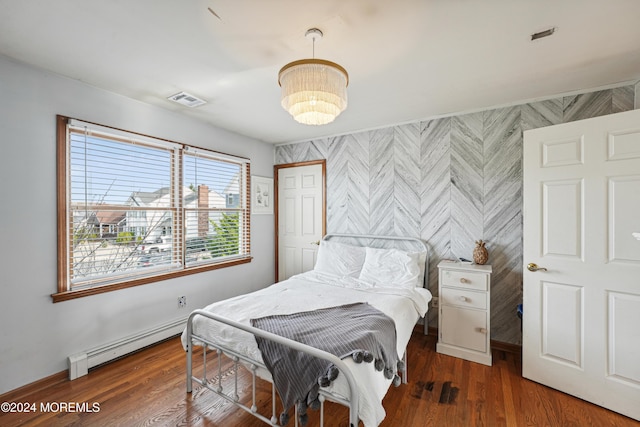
[1,331,638,427]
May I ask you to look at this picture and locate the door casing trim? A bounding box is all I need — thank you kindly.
[274,160,327,282]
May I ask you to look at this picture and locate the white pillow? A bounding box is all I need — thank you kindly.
[358,246,421,289]
[314,240,366,277]
[412,251,428,288]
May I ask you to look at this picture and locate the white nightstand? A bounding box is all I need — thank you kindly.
[436,260,492,366]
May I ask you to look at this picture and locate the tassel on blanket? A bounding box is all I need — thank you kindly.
[320,352,403,395]
[318,375,331,388]
[278,390,318,427]
[280,411,290,426]
[352,350,376,364]
[327,365,339,381]
[307,385,321,410]
[384,367,394,380]
[297,401,309,426]
[393,374,402,387]
[318,363,340,388]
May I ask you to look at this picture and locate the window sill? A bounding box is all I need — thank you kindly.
[52,256,252,303]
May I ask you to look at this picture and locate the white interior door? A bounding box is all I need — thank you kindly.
[523,108,640,421]
[276,162,325,282]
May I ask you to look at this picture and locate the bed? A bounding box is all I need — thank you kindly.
[182,234,432,427]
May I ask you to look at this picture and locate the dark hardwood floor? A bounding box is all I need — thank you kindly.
[1,331,638,427]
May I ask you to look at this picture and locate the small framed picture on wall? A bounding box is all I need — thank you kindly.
[251,176,273,215]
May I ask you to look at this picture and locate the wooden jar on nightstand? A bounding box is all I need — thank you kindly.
[436,260,492,366]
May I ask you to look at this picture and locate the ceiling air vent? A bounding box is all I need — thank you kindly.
[531,27,556,41]
[167,91,207,108]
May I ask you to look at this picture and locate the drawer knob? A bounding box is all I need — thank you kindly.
[459,296,469,302]
[460,278,469,284]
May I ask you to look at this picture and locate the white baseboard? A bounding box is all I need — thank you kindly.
[68,316,187,380]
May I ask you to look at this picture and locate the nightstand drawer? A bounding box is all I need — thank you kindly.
[441,269,487,291]
[441,287,487,310]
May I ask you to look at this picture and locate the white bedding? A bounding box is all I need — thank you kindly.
[181,270,432,427]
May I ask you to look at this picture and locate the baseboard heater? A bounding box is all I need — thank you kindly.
[68,316,187,380]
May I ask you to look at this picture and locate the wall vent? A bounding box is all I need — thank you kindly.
[167,91,207,108]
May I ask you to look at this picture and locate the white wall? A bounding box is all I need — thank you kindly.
[0,54,275,395]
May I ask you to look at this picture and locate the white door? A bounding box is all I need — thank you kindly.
[276,161,325,282]
[523,108,640,421]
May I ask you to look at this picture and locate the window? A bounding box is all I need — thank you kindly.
[55,116,251,302]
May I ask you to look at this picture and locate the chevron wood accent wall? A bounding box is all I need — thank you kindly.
[450,112,484,263]
[328,133,370,235]
[419,118,451,325]
[274,84,636,344]
[369,127,395,236]
[393,124,421,239]
[482,106,522,341]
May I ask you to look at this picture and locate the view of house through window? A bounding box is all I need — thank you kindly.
[57,116,251,299]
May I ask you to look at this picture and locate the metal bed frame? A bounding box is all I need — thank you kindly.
[185,234,429,427]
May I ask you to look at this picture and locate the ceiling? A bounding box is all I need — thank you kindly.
[1,0,639,145]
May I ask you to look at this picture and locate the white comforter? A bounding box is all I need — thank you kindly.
[181,270,432,427]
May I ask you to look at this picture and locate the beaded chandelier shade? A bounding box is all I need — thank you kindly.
[278,29,349,126]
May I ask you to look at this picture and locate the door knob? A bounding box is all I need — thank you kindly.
[527,262,547,272]
[310,240,320,245]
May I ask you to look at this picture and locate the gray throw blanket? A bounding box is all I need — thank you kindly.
[251,302,403,426]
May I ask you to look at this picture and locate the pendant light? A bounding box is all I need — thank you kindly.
[278,28,349,126]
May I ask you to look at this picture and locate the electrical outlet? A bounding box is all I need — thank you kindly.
[178,296,186,308]
[431,297,439,309]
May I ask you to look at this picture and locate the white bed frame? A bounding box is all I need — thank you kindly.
[185,234,429,427]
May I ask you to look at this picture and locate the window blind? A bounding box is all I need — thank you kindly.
[182,150,250,267]
[59,117,251,294]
